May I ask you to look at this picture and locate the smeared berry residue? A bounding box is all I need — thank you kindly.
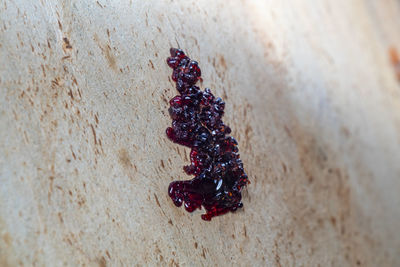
[165,48,249,221]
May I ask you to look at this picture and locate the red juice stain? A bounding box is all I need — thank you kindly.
[165,48,249,221]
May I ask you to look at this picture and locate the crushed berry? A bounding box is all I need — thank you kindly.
[165,48,249,221]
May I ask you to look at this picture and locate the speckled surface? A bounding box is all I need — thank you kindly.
[1,0,400,266]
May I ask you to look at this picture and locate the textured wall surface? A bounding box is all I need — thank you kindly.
[1,0,400,266]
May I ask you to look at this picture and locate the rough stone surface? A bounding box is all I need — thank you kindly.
[1,0,400,266]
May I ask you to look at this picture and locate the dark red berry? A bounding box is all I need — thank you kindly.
[165,48,249,221]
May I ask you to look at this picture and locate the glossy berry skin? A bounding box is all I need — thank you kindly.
[165,48,249,221]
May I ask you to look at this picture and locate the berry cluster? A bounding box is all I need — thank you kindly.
[166,48,249,221]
